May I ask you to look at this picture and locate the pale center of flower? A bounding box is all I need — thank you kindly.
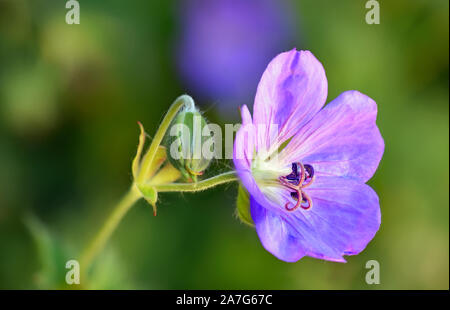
[251,153,315,212]
[251,155,288,186]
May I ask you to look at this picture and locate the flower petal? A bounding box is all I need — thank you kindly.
[251,177,381,262]
[233,105,263,204]
[253,49,328,154]
[250,196,307,262]
[280,90,384,182]
[302,176,381,259]
[233,104,254,171]
[234,105,280,210]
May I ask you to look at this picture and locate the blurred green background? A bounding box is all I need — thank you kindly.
[0,0,448,289]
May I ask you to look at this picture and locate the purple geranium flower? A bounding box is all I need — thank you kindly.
[233,49,384,262]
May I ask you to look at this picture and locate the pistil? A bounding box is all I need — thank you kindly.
[279,162,315,211]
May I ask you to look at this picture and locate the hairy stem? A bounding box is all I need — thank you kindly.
[153,171,237,192]
[80,184,141,277]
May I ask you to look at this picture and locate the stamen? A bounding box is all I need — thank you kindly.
[304,164,314,179]
[302,164,314,187]
[305,164,313,177]
[285,162,299,184]
[279,162,315,212]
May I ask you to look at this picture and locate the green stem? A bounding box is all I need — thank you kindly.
[80,184,141,276]
[136,95,193,184]
[153,171,237,192]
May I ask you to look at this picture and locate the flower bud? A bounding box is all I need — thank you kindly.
[164,101,212,181]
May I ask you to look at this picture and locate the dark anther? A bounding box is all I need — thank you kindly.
[285,162,299,184]
[291,162,298,176]
[304,164,314,179]
[290,192,299,200]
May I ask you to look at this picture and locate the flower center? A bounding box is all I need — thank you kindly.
[279,162,315,211]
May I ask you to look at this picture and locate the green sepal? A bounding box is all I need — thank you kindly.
[132,121,146,179]
[137,184,158,216]
[236,184,254,226]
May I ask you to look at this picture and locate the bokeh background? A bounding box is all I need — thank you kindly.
[0,0,448,289]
